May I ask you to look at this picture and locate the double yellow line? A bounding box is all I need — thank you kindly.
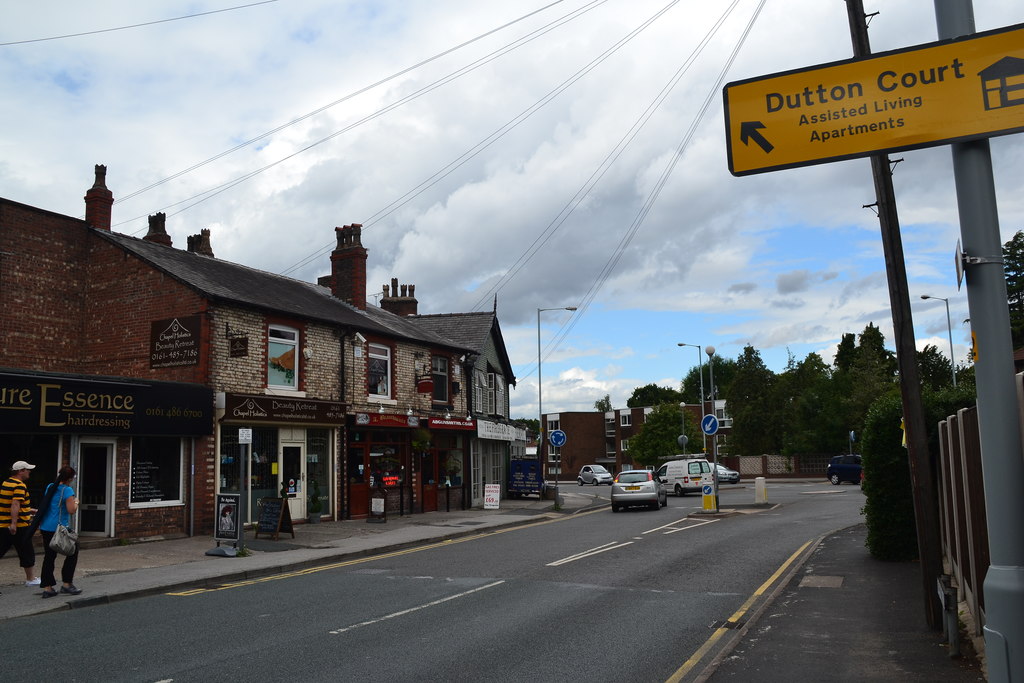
[665,538,815,682]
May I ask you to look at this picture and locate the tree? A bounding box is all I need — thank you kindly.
[627,384,682,408]
[775,352,845,455]
[628,403,699,468]
[917,344,954,392]
[725,345,778,456]
[594,394,612,412]
[1002,230,1024,349]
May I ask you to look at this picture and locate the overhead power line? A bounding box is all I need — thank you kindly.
[0,1,280,47]
[112,0,580,227]
[522,0,767,381]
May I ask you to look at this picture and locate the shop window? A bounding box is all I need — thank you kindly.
[1,434,59,504]
[368,343,391,398]
[307,428,330,516]
[432,356,449,403]
[268,325,299,390]
[130,437,183,506]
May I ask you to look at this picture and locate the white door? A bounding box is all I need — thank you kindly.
[281,443,305,521]
[78,442,113,536]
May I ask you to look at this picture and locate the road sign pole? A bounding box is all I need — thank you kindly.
[846,0,943,632]
[935,4,1024,679]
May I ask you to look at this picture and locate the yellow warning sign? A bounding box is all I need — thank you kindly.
[724,23,1024,176]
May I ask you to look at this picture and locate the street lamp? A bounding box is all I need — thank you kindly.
[921,294,957,387]
[678,342,705,454]
[538,306,577,502]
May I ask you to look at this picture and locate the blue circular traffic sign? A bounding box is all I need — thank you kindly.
[548,429,567,447]
[702,484,714,496]
[701,414,720,436]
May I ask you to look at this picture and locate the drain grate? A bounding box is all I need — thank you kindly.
[711,619,746,630]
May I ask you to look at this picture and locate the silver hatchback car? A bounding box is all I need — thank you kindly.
[578,464,613,485]
[610,469,667,512]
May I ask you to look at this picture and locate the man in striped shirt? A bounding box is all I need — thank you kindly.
[0,460,40,590]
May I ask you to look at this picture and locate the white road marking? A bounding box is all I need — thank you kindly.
[643,517,718,535]
[328,580,505,634]
[547,541,634,566]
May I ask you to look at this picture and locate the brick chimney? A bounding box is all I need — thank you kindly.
[380,278,418,316]
[84,164,113,231]
[186,229,215,257]
[143,212,173,247]
[329,224,367,310]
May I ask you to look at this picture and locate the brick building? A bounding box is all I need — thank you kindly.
[1,166,517,541]
[543,401,731,481]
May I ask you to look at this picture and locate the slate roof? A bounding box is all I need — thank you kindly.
[94,230,471,352]
[410,311,516,385]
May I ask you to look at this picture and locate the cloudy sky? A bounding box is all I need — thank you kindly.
[3,0,1022,420]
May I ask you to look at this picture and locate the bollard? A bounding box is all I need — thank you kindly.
[754,476,768,504]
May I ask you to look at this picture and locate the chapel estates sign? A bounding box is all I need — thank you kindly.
[724,23,1024,175]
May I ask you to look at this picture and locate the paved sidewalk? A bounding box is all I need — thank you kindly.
[1,485,985,681]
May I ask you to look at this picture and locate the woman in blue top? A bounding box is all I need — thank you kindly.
[39,466,81,598]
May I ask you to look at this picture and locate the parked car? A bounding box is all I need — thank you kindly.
[610,469,667,511]
[827,454,863,485]
[715,464,740,484]
[578,464,613,486]
[656,458,712,496]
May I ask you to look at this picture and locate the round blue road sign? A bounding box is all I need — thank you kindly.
[549,429,567,447]
[701,414,720,436]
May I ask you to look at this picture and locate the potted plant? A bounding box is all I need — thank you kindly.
[307,478,323,523]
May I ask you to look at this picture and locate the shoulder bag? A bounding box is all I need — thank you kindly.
[49,486,78,556]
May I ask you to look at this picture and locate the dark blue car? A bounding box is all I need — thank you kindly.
[827,454,862,485]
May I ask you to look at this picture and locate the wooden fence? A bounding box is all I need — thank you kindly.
[938,404,991,637]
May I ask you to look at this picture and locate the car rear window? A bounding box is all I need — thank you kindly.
[618,472,650,483]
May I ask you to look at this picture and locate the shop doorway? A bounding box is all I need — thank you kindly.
[347,445,368,518]
[281,443,305,521]
[420,449,437,513]
[78,442,113,536]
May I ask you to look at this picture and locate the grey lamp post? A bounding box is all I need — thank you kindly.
[678,342,705,454]
[921,294,956,387]
[538,306,576,502]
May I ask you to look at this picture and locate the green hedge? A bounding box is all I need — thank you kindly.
[862,384,977,561]
[861,394,918,560]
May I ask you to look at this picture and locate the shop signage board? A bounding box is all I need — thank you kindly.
[724,23,1024,176]
[0,370,212,435]
[484,484,501,509]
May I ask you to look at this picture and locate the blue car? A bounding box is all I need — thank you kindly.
[827,455,862,485]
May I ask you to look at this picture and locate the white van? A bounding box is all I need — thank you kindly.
[656,457,712,496]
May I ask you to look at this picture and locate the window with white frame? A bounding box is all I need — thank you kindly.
[268,325,299,390]
[621,439,629,451]
[494,375,506,417]
[432,356,449,403]
[620,413,631,426]
[546,418,559,432]
[368,343,391,398]
[486,373,496,414]
[473,369,487,413]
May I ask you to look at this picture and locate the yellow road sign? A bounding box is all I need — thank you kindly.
[724,23,1024,176]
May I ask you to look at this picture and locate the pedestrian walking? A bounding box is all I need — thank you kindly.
[0,460,40,592]
[38,466,82,598]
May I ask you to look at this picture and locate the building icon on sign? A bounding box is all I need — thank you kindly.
[979,56,1024,110]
